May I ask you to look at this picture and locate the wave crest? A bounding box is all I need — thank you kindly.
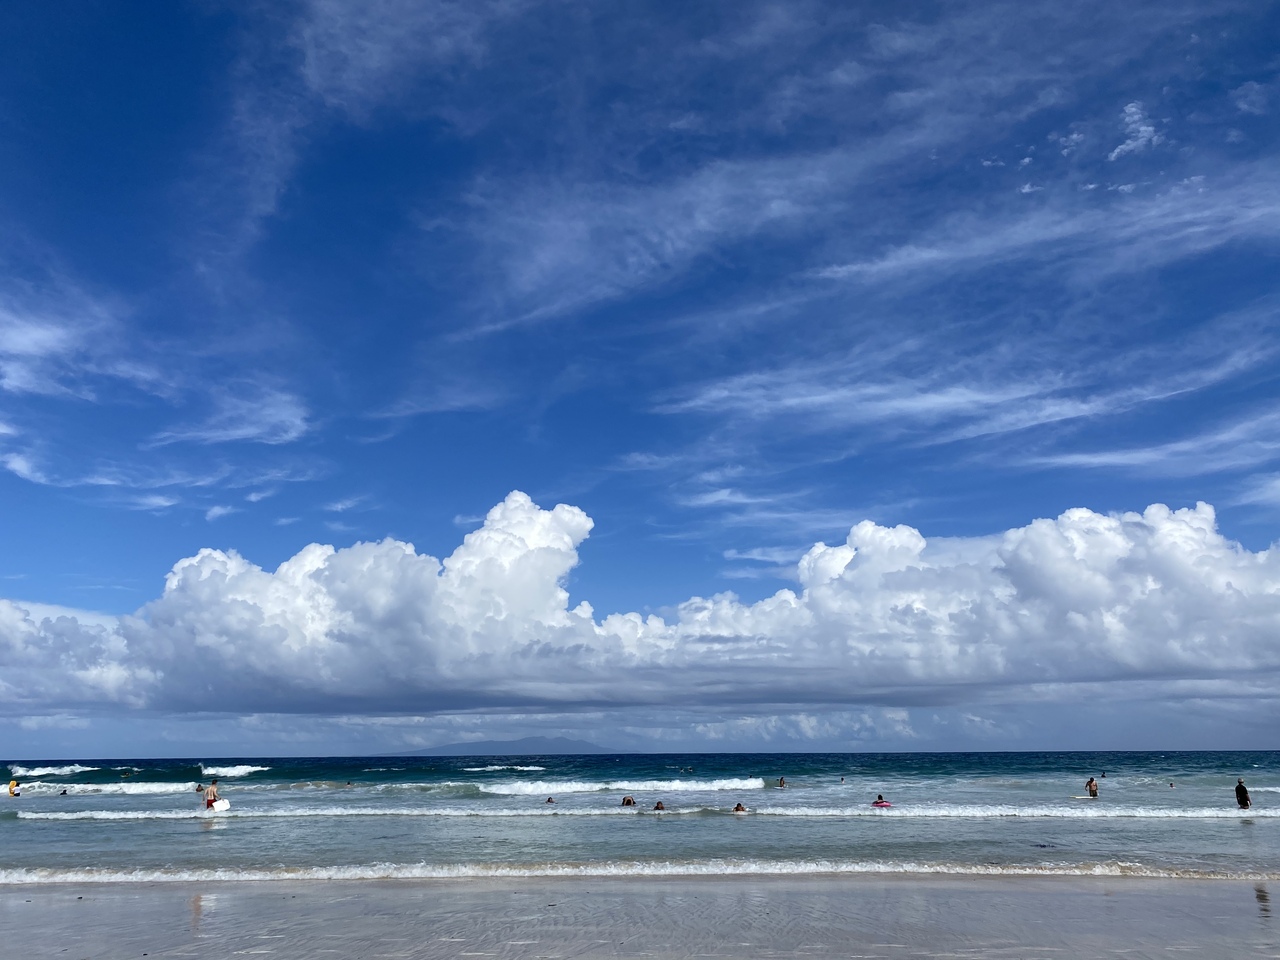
[200,765,270,778]
[2,858,1276,884]
[8,764,99,778]
[479,777,764,795]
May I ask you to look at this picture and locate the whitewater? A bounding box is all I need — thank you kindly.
[2,751,1276,883]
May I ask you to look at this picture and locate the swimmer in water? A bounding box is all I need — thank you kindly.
[8,780,19,797]
[545,796,556,804]
[621,795,636,806]
[778,777,786,788]
[653,801,665,811]
[733,802,747,812]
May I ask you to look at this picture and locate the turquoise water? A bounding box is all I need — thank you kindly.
[2,752,1277,882]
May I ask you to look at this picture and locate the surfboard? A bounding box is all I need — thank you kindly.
[1070,796,1097,800]
[211,798,230,812]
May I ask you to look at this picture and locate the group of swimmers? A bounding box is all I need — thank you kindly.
[537,774,1257,812]
[1082,774,1253,808]
[539,779,892,813]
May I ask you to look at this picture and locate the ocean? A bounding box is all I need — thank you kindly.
[2,751,1277,883]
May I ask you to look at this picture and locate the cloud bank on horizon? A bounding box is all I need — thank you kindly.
[4,491,1279,749]
[1,0,1279,752]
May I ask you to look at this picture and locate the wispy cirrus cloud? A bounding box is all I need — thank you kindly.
[1107,101,1165,161]
[1029,408,1280,476]
[813,168,1280,285]
[151,386,310,446]
[196,0,526,261]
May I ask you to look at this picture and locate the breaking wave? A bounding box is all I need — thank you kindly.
[1,858,1276,884]
[462,765,547,772]
[479,778,765,795]
[17,805,720,821]
[200,765,270,778]
[7,765,99,779]
[749,803,1280,819]
[17,781,200,796]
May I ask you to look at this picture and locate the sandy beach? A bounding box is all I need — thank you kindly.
[3,875,1275,959]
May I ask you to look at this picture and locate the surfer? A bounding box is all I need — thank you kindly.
[204,779,220,809]
[778,777,786,788]
[1085,777,1098,798]
[1237,778,1252,810]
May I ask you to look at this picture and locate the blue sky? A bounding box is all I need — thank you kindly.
[2,1,1280,757]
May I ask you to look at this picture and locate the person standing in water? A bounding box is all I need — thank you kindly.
[1237,779,1252,810]
[204,779,220,809]
[1085,777,1099,798]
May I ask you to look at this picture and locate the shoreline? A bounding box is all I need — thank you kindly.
[3,860,1280,884]
[5,875,1275,958]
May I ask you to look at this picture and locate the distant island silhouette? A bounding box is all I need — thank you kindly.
[400,736,615,756]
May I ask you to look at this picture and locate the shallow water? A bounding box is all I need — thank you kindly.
[2,751,1276,882]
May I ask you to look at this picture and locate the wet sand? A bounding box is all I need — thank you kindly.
[3,875,1277,958]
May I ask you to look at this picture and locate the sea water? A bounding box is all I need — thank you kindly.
[2,752,1276,883]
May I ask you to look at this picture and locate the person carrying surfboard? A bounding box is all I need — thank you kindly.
[204,779,220,809]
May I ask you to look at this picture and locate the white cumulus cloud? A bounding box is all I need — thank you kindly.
[3,493,1280,720]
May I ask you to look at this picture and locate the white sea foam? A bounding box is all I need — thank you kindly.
[18,805,713,821]
[19,781,198,796]
[749,803,1280,819]
[1,858,1276,884]
[8,764,99,778]
[200,765,270,778]
[480,777,765,795]
[463,765,548,772]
